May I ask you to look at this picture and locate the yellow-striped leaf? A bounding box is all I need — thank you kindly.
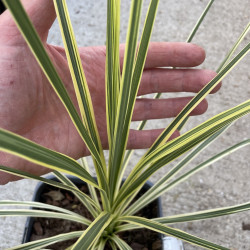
[109,234,133,250]
[53,0,108,194]
[0,209,86,224]
[106,0,121,145]
[0,129,97,187]
[72,212,112,250]
[115,100,250,207]
[108,0,159,204]
[3,0,104,170]
[117,201,250,232]
[0,166,100,213]
[9,231,83,250]
[120,216,228,249]
[124,126,230,215]
[147,42,250,153]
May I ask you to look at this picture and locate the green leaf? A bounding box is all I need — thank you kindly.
[79,158,101,210]
[0,209,86,224]
[186,0,215,42]
[124,125,230,216]
[96,238,108,250]
[108,0,144,204]
[109,241,118,250]
[108,0,159,204]
[106,0,121,145]
[146,42,250,153]
[117,201,250,232]
[179,20,250,131]
[157,201,250,225]
[123,0,215,168]
[115,100,250,207]
[117,0,160,184]
[3,0,104,169]
[217,22,250,72]
[0,166,100,212]
[162,139,250,193]
[53,171,100,217]
[53,0,104,152]
[72,212,112,250]
[109,234,133,250]
[120,216,229,249]
[0,129,97,188]
[53,0,108,194]
[9,231,82,250]
[0,200,90,223]
[120,136,250,216]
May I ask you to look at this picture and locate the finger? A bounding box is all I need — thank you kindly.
[145,42,206,68]
[127,129,180,149]
[138,69,221,96]
[0,0,56,43]
[133,98,208,121]
[119,42,205,68]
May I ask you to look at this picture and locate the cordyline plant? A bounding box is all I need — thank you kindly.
[0,0,250,249]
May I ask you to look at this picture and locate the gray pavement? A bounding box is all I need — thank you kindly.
[0,0,249,249]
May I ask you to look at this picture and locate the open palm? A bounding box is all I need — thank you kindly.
[0,0,220,184]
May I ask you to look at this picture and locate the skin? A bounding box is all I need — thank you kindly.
[0,0,221,184]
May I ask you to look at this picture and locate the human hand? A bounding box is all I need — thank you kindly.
[0,0,220,184]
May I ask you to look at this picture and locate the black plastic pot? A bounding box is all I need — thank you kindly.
[0,0,6,14]
[22,175,166,249]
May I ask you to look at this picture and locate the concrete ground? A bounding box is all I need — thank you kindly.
[0,0,249,249]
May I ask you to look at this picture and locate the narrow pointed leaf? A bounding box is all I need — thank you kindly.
[118,201,250,232]
[72,212,112,250]
[96,238,108,250]
[186,0,215,42]
[53,0,108,193]
[120,217,229,249]
[131,101,250,183]
[0,129,97,187]
[0,166,100,211]
[179,20,250,131]
[125,138,249,217]
[123,0,215,168]
[106,0,121,145]
[147,42,250,153]
[108,0,159,203]
[162,139,250,193]
[217,22,250,72]
[108,0,144,203]
[156,201,250,225]
[0,200,90,223]
[115,100,250,206]
[110,234,133,250]
[0,210,87,224]
[53,171,100,217]
[116,0,160,186]
[9,231,83,250]
[79,158,101,210]
[124,125,230,215]
[53,0,104,152]
[3,0,103,169]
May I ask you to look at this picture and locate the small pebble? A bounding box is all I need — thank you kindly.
[33,222,43,236]
[131,242,144,250]
[152,239,162,250]
[62,198,70,206]
[44,190,65,201]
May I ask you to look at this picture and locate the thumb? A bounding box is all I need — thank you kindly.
[1,0,56,42]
